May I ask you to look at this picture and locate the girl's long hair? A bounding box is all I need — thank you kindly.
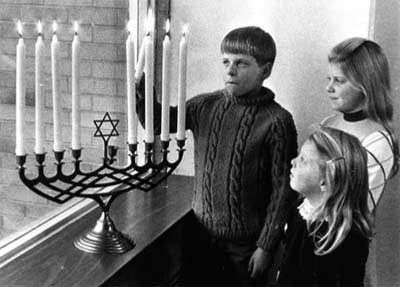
[307,127,373,255]
[328,37,399,177]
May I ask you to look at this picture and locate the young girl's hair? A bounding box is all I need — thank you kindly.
[307,127,373,255]
[328,37,399,176]
[220,26,276,67]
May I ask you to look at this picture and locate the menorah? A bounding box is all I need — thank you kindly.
[15,112,185,254]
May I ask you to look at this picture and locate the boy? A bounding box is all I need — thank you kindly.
[137,26,297,286]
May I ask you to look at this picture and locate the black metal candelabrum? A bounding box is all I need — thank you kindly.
[15,112,185,254]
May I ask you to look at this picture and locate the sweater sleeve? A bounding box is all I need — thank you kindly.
[362,131,395,211]
[256,112,298,253]
[135,75,199,134]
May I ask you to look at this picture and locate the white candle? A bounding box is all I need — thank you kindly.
[35,21,45,154]
[15,20,26,156]
[71,21,81,150]
[134,39,145,83]
[126,21,137,144]
[135,8,152,83]
[51,21,63,152]
[177,25,188,141]
[160,20,171,142]
[144,32,154,143]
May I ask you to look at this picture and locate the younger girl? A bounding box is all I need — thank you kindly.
[276,127,373,287]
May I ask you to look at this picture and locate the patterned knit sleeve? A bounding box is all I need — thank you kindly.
[136,87,162,135]
[184,94,205,133]
[362,130,395,211]
[167,94,203,133]
[256,111,298,252]
[135,79,201,134]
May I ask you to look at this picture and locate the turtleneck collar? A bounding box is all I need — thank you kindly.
[343,110,368,122]
[223,86,274,106]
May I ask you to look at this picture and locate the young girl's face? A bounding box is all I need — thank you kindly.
[326,63,366,113]
[290,140,324,196]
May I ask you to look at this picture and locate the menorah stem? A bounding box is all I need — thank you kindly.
[103,139,109,165]
[74,209,135,253]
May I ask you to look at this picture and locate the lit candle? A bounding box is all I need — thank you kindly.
[71,21,81,150]
[135,7,153,83]
[51,21,63,152]
[35,21,45,154]
[126,21,137,144]
[160,19,171,142]
[177,24,188,141]
[144,10,154,143]
[15,20,26,156]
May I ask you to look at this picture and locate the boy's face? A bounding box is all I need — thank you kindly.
[222,53,269,97]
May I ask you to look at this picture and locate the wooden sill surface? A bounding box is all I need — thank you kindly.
[0,174,193,287]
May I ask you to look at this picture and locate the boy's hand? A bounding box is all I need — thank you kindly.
[248,247,268,278]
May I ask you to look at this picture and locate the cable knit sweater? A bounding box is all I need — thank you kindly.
[137,86,298,253]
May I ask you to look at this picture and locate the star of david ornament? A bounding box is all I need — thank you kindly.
[93,112,120,143]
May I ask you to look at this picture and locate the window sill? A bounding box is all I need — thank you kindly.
[0,174,193,287]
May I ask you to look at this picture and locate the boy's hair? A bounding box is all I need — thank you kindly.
[307,127,373,255]
[329,37,399,176]
[220,26,276,67]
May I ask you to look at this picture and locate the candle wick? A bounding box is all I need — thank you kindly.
[165,31,170,37]
[74,31,78,36]
[18,33,22,38]
[146,31,151,36]
[53,30,57,36]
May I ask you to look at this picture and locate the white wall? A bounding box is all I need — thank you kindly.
[168,0,371,175]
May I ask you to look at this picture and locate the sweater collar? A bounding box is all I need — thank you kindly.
[223,87,274,106]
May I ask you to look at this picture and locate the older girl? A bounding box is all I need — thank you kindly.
[323,37,398,212]
[276,127,373,286]
[322,37,399,286]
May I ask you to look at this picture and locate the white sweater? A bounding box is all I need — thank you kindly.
[361,130,394,211]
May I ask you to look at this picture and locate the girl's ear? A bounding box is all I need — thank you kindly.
[320,179,327,193]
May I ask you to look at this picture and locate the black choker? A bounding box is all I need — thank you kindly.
[343,110,368,122]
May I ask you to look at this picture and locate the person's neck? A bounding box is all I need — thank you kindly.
[342,109,368,122]
[305,191,324,208]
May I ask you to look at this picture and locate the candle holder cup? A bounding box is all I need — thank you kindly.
[16,112,185,254]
